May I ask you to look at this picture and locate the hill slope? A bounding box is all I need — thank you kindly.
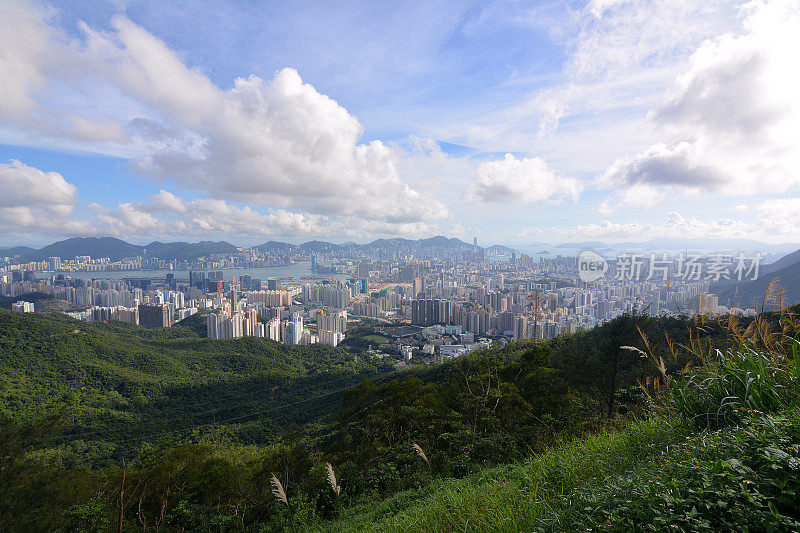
[762,247,800,274]
[325,410,800,532]
[0,245,36,257]
[17,237,242,262]
[713,257,800,308]
[0,309,392,460]
[25,237,142,261]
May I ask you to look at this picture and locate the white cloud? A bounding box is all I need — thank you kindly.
[0,159,77,209]
[601,0,800,196]
[0,159,85,238]
[149,189,187,213]
[598,183,665,215]
[588,0,633,18]
[0,1,133,147]
[408,135,446,161]
[756,197,800,235]
[598,141,725,190]
[0,6,448,232]
[77,18,449,225]
[448,0,738,155]
[0,159,435,241]
[465,153,581,203]
[518,210,800,243]
[0,0,52,121]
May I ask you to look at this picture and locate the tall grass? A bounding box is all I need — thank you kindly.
[669,344,799,428]
[636,289,800,429]
[317,292,800,532]
[320,417,685,532]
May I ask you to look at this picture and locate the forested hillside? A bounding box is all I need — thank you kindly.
[1,307,798,531]
[0,309,393,463]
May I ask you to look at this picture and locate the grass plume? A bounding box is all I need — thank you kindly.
[412,442,430,469]
[326,462,341,496]
[270,473,288,507]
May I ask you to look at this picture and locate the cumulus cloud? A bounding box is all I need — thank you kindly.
[91,192,342,239]
[756,198,800,235]
[601,0,800,196]
[408,135,446,161]
[76,17,448,225]
[0,160,101,238]
[0,1,132,145]
[597,141,725,193]
[0,5,447,233]
[0,158,434,241]
[0,1,50,120]
[0,159,76,209]
[465,153,581,203]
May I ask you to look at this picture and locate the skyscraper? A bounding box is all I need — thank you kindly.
[357,261,370,280]
[283,312,303,345]
[138,303,171,328]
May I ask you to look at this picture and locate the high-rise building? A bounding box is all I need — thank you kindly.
[411,298,452,326]
[357,261,370,280]
[513,315,527,341]
[413,277,425,297]
[11,301,34,313]
[283,312,303,345]
[399,265,417,282]
[138,303,171,328]
[266,317,281,341]
[189,270,205,289]
[318,329,345,347]
[317,309,347,333]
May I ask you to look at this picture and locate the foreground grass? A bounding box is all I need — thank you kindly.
[316,408,800,532]
[316,417,686,532]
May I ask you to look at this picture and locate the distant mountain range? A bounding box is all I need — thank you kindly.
[2,235,480,262]
[257,235,478,253]
[2,237,239,262]
[0,245,36,257]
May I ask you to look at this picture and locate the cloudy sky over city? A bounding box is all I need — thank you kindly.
[1,0,799,246]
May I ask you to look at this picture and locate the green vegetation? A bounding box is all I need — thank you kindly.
[0,305,798,531]
[326,410,800,532]
[358,334,391,344]
[325,309,800,531]
[0,308,393,462]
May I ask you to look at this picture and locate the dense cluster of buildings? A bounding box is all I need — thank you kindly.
[2,242,763,361]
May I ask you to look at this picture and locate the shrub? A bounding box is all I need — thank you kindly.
[669,343,800,429]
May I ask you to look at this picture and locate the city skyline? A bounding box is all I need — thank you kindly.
[1,0,799,247]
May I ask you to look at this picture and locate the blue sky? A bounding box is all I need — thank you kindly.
[1,0,799,247]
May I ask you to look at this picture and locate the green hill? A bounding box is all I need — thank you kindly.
[25,236,142,261]
[144,240,239,260]
[0,309,392,459]
[1,308,798,531]
[713,257,800,308]
[16,237,241,262]
[0,245,36,257]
